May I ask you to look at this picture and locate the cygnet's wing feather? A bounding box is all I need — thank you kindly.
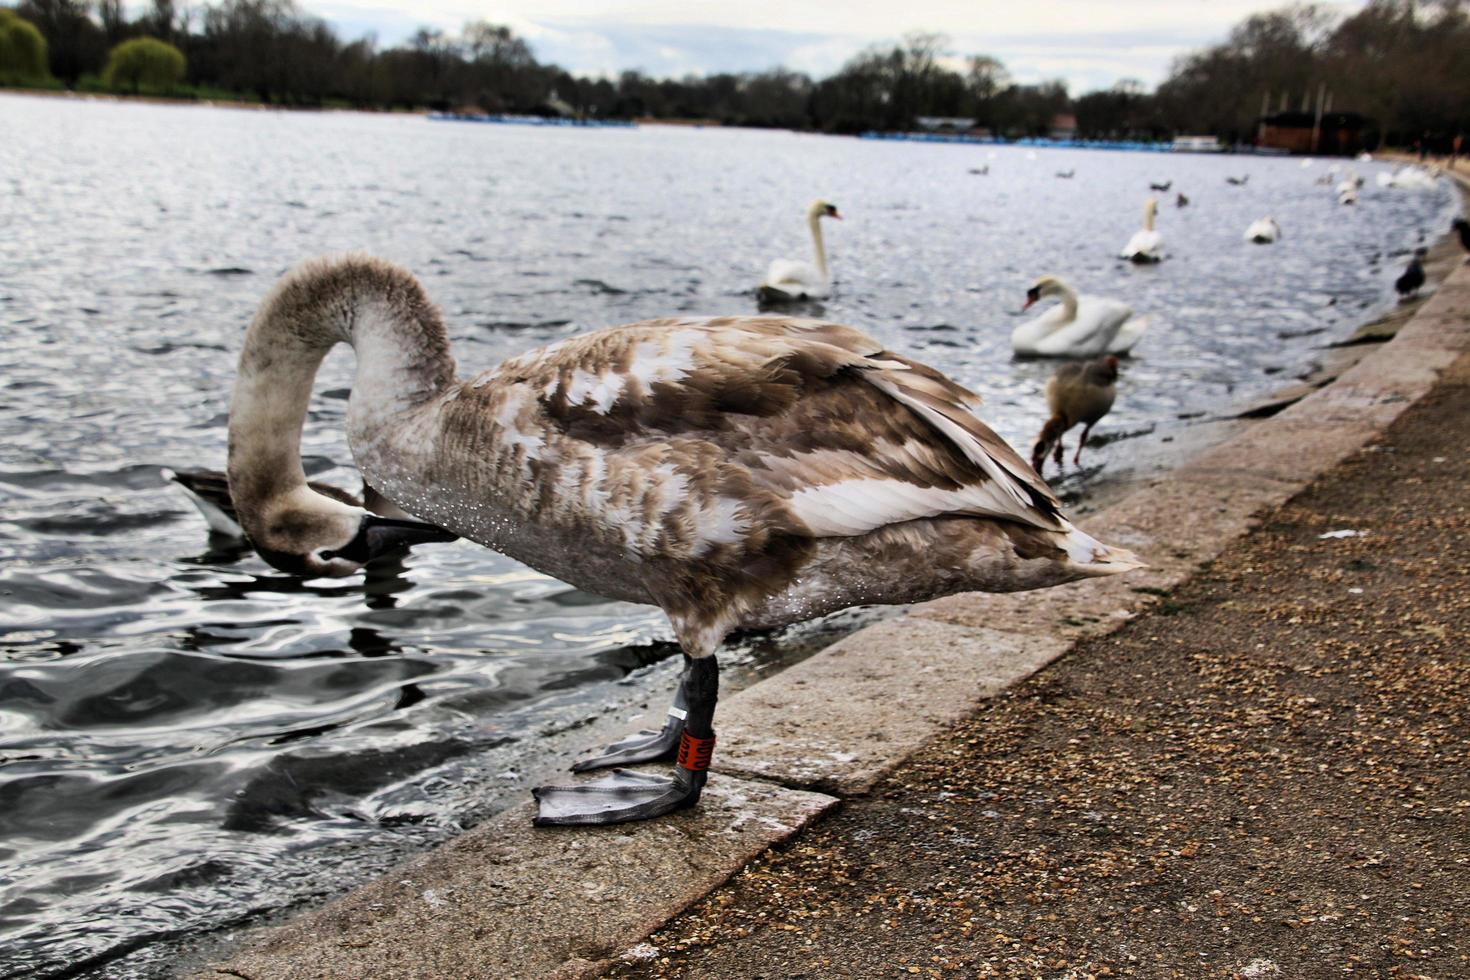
[462,317,1066,569]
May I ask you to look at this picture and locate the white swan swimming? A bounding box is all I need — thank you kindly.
[1336,170,1364,195]
[758,199,840,302]
[225,255,1141,826]
[1245,217,1281,243]
[1119,197,1163,263]
[1377,167,1439,190]
[1013,275,1150,357]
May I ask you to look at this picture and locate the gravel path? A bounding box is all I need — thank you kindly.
[604,353,1470,979]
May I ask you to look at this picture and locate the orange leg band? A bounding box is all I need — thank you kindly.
[676,731,716,772]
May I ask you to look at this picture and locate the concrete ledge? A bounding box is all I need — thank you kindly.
[209,778,835,980]
[713,617,1071,795]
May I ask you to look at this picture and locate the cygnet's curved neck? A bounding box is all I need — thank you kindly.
[809,212,829,280]
[227,255,456,521]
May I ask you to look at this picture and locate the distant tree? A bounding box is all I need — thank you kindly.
[810,32,972,133]
[148,0,177,41]
[1074,85,1163,139]
[738,68,811,127]
[1154,4,1334,141]
[0,8,51,84]
[102,35,185,92]
[991,80,1070,137]
[965,54,1008,101]
[97,0,127,44]
[16,0,105,82]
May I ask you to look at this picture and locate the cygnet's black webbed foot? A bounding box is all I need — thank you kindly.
[532,766,706,826]
[570,713,683,772]
[536,654,720,828]
[572,654,693,772]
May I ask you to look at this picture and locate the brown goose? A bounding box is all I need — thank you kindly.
[225,254,1141,826]
[1032,356,1120,473]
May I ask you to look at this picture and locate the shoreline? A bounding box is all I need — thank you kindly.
[0,86,418,114]
[194,184,1469,978]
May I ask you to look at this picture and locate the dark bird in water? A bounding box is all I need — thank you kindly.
[1395,248,1427,299]
[1056,169,1075,179]
[166,467,455,553]
[1453,218,1470,261]
[969,165,989,175]
[1149,180,1171,192]
[1176,193,1190,207]
[1226,175,1249,186]
[1032,356,1119,474]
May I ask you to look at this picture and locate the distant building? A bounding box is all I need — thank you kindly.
[1258,111,1372,156]
[1172,135,1223,153]
[1049,113,1077,140]
[540,91,577,118]
[914,116,977,132]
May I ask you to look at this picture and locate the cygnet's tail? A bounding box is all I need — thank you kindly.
[1056,520,1145,577]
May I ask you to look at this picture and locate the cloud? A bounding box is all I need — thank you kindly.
[306,0,1370,91]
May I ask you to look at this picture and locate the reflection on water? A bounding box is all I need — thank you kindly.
[0,93,1455,977]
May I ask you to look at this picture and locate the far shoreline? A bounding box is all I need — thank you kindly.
[0,85,418,115]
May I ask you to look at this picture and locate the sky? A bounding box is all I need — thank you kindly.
[304,0,1370,93]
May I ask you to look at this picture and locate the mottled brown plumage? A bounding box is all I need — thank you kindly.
[1032,356,1119,473]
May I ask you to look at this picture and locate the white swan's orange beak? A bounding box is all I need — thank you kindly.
[1021,296,1036,312]
[830,210,842,220]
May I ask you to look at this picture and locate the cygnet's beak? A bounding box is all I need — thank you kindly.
[323,514,458,566]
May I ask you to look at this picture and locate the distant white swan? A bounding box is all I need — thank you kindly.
[758,199,840,302]
[1013,275,1150,357]
[1245,217,1281,243]
[1120,197,1163,263]
[1336,170,1364,195]
[1377,167,1438,190]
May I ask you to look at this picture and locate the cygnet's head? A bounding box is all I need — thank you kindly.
[242,486,455,578]
[1089,354,1121,384]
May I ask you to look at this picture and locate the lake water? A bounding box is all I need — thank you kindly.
[0,93,1456,978]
